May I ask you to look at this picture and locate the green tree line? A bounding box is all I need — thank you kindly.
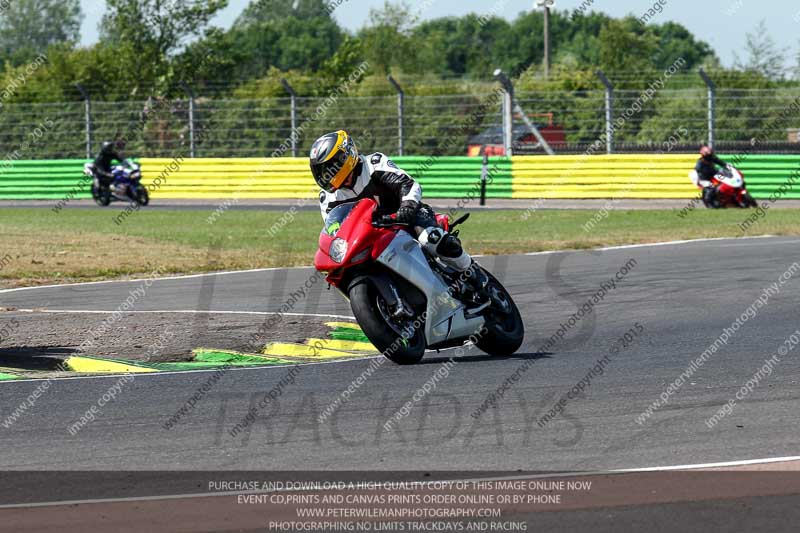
[0,0,798,158]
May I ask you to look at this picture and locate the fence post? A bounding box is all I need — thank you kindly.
[493,69,515,156]
[280,78,298,157]
[699,69,716,148]
[179,81,196,158]
[387,75,404,156]
[494,69,554,156]
[480,151,488,206]
[75,83,92,159]
[596,70,614,154]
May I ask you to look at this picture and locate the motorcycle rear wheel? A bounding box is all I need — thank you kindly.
[475,271,525,357]
[92,183,111,206]
[349,280,425,365]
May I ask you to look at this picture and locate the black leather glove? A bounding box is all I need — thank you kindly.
[396,200,419,224]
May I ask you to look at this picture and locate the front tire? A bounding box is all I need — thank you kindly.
[475,271,524,357]
[135,185,149,206]
[349,280,426,365]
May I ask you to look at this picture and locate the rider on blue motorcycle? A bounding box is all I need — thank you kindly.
[91,140,126,190]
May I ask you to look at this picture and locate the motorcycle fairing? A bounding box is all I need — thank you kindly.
[376,231,484,345]
[715,166,743,188]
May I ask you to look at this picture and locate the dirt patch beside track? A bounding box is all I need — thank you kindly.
[0,310,337,366]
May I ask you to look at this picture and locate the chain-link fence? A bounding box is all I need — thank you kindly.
[2,83,799,160]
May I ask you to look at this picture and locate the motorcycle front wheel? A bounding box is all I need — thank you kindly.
[349,280,425,365]
[475,271,525,357]
[135,185,149,206]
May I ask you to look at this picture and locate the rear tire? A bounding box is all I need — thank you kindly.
[475,271,524,357]
[349,280,425,365]
[92,183,111,206]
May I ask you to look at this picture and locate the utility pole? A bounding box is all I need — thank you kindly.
[537,0,555,79]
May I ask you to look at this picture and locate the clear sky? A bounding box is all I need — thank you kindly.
[79,0,799,70]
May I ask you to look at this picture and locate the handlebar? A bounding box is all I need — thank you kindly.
[371,214,409,228]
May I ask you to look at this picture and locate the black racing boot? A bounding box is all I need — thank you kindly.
[464,261,489,294]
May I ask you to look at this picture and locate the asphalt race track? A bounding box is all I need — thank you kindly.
[2,236,800,531]
[2,235,799,472]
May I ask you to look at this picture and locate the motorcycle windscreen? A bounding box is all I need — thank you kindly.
[322,202,358,237]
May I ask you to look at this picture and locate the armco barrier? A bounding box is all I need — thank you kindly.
[511,154,698,199]
[2,155,798,201]
[510,154,800,199]
[0,159,90,200]
[138,156,513,200]
[723,154,800,199]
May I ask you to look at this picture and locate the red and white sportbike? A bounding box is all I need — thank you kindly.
[314,199,524,365]
[690,164,757,209]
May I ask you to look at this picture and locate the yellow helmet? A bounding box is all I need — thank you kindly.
[309,130,359,192]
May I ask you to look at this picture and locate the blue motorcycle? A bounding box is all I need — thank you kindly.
[85,159,149,206]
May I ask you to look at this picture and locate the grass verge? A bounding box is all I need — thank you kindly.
[0,206,797,287]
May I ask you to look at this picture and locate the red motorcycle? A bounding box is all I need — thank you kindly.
[314,199,524,365]
[690,164,757,209]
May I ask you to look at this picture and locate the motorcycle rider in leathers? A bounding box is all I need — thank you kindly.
[310,130,488,295]
[87,140,127,196]
[692,144,727,206]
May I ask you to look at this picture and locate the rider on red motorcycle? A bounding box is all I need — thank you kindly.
[693,144,727,204]
[310,130,488,291]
